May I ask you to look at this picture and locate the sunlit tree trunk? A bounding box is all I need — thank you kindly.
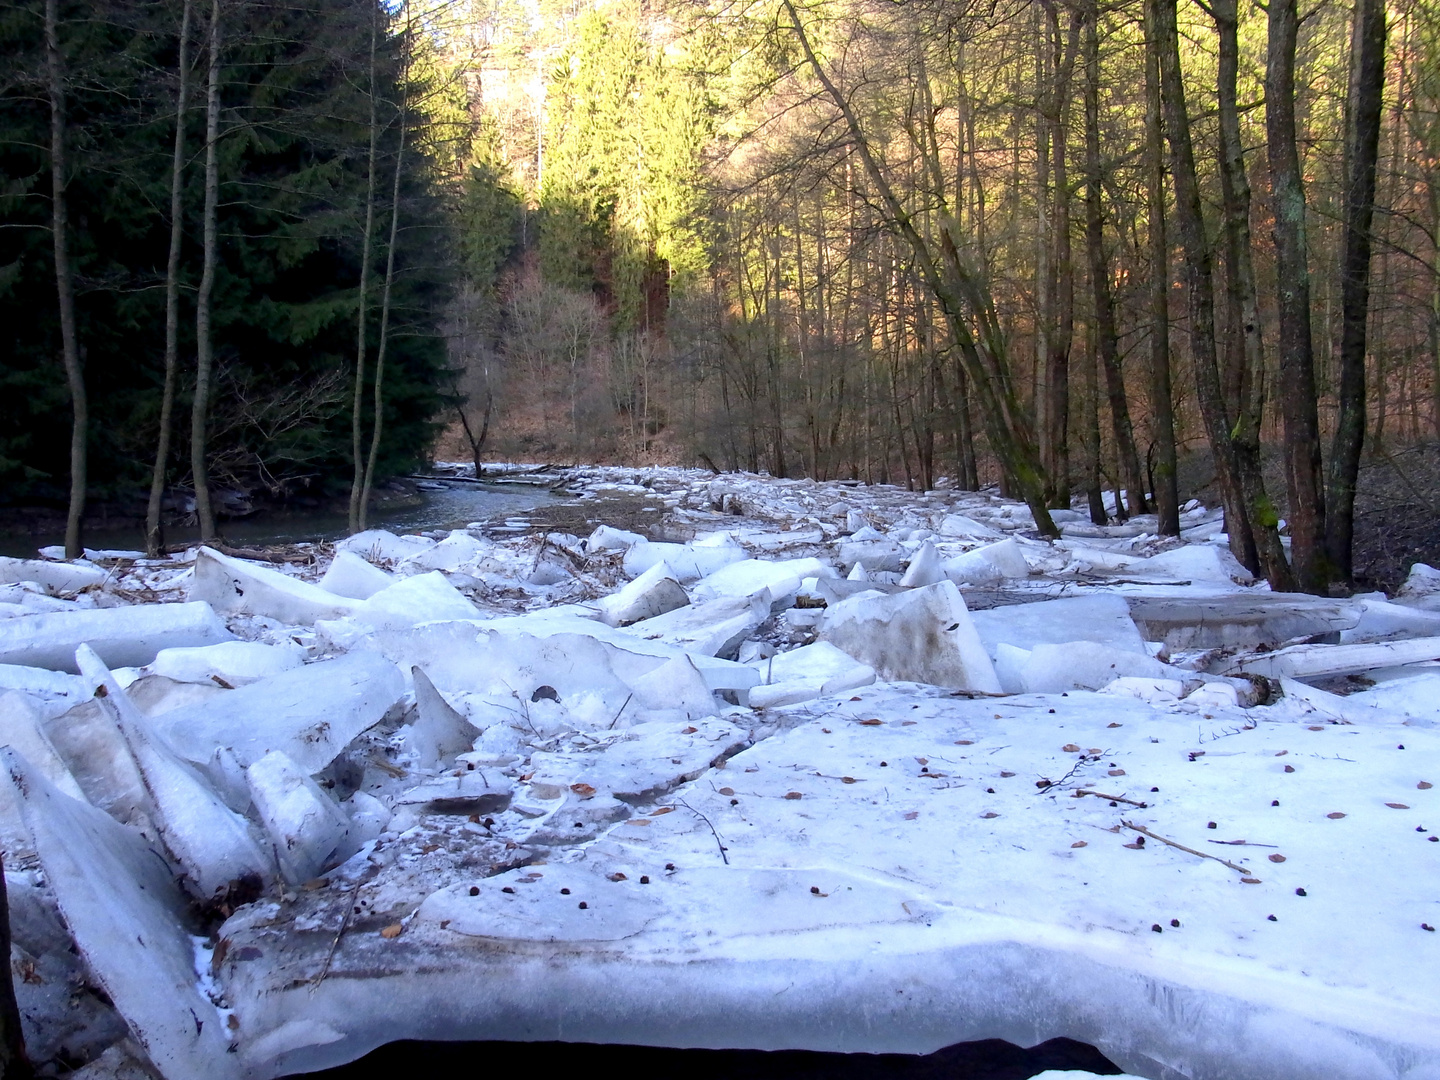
[1326,0,1386,582]
[1215,0,1292,588]
[1083,4,1145,520]
[46,0,86,560]
[1153,0,1267,579]
[1144,1,1179,536]
[146,0,194,558]
[1266,0,1329,593]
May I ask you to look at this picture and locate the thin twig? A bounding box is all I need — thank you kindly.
[675,798,729,864]
[607,693,634,730]
[1075,789,1149,808]
[1121,821,1251,875]
[311,879,363,993]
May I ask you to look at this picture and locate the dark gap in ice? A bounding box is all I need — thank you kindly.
[290,1035,1124,1079]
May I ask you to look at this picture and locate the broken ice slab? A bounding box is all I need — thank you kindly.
[151,650,405,773]
[317,550,395,600]
[0,555,108,593]
[0,601,233,672]
[1066,544,1253,586]
[626,655,720,719]
[819,580,1002,693]
[837,538,907,573]
[1337,598,1440,644]
[595,561,689,627]
[1395,563,1440,611]
[334,528,436,565]
[691,557,835,605]
[352,570,480,629]
[1225,635,1440,682]
[620,592,772,659]
[0,662,87,716]
[190,547,360,624]
[0,691,87,800]
[528,717,747,804]
[747,641,876,709]
[941,538,1031,586]
[390,770,514,815]
[623,538,747,583]
[246,750,355,884]
[937,514,1001,540]
[400,531,486,574]
[407,666,480,769]
[899,542,945,588]
[1017,641,1190,695]
[1,748,241,1080]
[1124,592,1361,650]
[150,639,306,686]
[586,524,647,553]
[1096,676,1185,705]
[77,646,274,898]
[970,594,1146,663]
[124,674,226,717]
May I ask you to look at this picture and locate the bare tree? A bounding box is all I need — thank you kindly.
[191,0,223,542]
[1327,0,1387,582]
[45,0,86,559]
[349,3,381,535]
[146,0,195,557]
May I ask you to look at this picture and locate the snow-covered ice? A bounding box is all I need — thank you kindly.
[3,465,1440,1080]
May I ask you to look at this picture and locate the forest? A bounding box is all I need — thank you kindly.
[2,0,1438,593]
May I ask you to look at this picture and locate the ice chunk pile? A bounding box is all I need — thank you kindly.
[2,466,1439,1080]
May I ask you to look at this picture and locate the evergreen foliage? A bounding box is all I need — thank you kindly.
[0,0,449,507]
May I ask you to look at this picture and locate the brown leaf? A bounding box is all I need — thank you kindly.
[1088,748,1103,755]
[915,757,929,766]
[718,787,735,796]
[1283,765,1295,773]
[1107,722,1122,728]
[1108,768,1127,777]
[1307,725,1325,731]
[1419,781,1433,790]
[380,924,404,939]
[1070,840,1087,849]
[1123,842,1144,849]
[980,811,999,819]
[1268,853,1287,863]
[627,818,651,826]
[841,776,856,784]
[999,770,1016,778]
[858,719,884,726]
[650,806,674,816]
[783,791,803,800]
[608,872,627,881]
[1386,802,1410,810]
[570,783,597,798]
[1275,750,1289,756]
[955,739,975,745]
[1062,744,1081,753]
[1327,812,1347,819]
[1241,877,1261,884]
[682,726,698,734]
[903,811,919,820]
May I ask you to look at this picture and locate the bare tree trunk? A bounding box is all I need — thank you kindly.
[1153,0,1267,579]
[146,0,194,558]
[1266,0,1329,593]
[1044,2,1080,509]
[191,0,222,543]
[359,26,409,530]
[1144,4,1179,536]
[348,6,380,535]
[1083,4,1145,520]
[46,0,86,560]
[1215,0,1292,588]
[1081,322,1106,524]
[1326,0,1386,583]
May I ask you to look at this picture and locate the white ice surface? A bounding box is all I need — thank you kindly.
[149,640,306,686]
[0,601,233,672]
[190,547,360,624]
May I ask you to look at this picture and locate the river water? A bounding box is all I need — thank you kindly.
[1,481,564,557]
